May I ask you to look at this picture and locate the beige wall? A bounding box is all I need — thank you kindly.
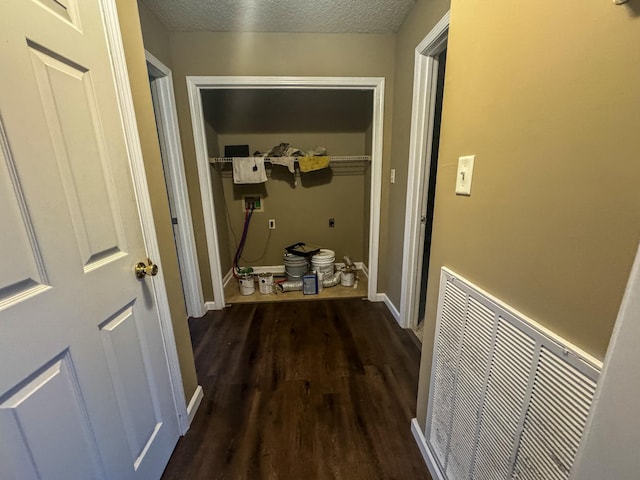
[214,131,369,269]
[116,0,198,400]
[416,0,640,427]
[211,166,233,274]
[168,31,396,302]
[137,1,172,68]
[217,132,368,157]
[382,0,451,305]
[363,124,373,264]
[205,122,221,157]
[220,166,368,268]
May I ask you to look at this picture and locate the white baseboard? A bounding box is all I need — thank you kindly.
[376,293,401,327]
[204,301,217,311]
[335,261,367,277]
[187,385,204,427]
[222,268,233,287]
[249,265,286,275]
[411,418,443,480]
[191,303,207,318]
[360,262,369,278]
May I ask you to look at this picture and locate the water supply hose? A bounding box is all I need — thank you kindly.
[232,207,253,278]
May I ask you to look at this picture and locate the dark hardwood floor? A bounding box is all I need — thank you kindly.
[162,299,430,480]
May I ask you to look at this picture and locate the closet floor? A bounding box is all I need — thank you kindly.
[224,270,368,304]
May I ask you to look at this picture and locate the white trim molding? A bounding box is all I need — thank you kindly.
[146,51,205,319]
[187,385,204,427]
[222,268,234,287]
[186,76,385,308]
[400,12,450,330]
[376,293,401,327]
[411,418,444,480]
[205,301,217,311]
[186,77,225,311]
[99,0,188,434]
[570,241,640,479]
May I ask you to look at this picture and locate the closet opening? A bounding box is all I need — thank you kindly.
[187,77,385,309]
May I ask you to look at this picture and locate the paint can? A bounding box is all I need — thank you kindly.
[258,272,274,295]
[238,274,255,295]
[340,268,355,287]
[311,249,335,275]
[283,253,308,281]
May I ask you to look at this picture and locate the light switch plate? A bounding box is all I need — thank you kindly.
[456,155,475,196]
[390,168,396,184]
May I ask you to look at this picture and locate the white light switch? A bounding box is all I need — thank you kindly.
[390,168,396,184]
[456,155,475,196]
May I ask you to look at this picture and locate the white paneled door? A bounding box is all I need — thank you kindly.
[0,1,179,479]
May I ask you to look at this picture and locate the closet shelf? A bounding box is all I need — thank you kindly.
[209,155,371,164]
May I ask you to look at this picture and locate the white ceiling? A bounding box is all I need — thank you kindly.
[141,0,416,33]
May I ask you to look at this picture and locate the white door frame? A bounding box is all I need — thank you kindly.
[400,12,450,329]
[145,50,206,319]
[570,240,640,479]
[101,0,190,434]
[186,76,385,309]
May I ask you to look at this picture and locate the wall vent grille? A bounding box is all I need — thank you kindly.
[425,269,601,480]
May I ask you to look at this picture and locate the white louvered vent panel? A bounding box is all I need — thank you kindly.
[511,347,598,480]
[445,298,494,480]
[425,269,601,480]
[428,281,467,466]
[472,318,536,480]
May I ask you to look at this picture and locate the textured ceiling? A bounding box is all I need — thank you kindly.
[141,0,416,33]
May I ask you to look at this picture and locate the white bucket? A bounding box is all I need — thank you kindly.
[340,269,355,287]
[239,275,255,295]
[311,249,335,275]
[258,272,274,295]
[284,253,308,281]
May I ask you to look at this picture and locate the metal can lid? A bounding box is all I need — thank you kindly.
[258,272,272,278]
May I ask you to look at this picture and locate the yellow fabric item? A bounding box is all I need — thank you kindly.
[298,156,330,172]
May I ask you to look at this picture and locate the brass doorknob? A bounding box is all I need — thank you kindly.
[135,259,159,279]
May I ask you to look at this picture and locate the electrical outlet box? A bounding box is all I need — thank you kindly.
[243,195,263,212]
[329,218,335,228]
[268,219,276,229]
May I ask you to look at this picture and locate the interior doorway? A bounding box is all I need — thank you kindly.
[186,76,385,310]
[416,49,447,333]
[400,12,450,336]
[145,51,205,318]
